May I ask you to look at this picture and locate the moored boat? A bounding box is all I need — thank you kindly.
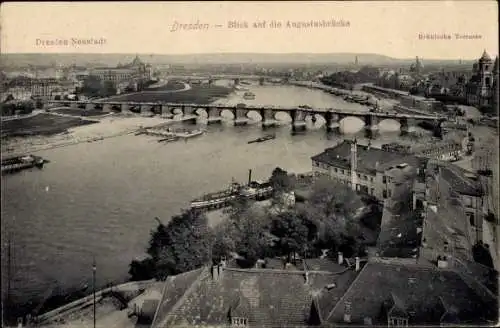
[1,155,47,175]
[248,134,276,144]
[190,170,273,210]
[158,136,180,143]
[243,92,255,100]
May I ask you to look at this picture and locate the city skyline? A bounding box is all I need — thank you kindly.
[1,1,498,59]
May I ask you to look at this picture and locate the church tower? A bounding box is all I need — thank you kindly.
[477,50,493,98]
[350,139,358,191]
[355,56,359,66]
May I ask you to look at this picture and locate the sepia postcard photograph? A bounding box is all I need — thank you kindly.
[0,1,499,327]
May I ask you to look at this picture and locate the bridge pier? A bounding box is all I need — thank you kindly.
[181,105,198,123]
[261,109,278,128]
[161,105,174,118]
[85,103,95,111]
[291,109,307,132]
[121,104,133,114]
[207,107,222,124]
[140,105,154,116]
[364,114,379,131]
[325,113,343,133]
[102,104,111,112]
[234,108,249,126]
[70,102,78,109]
[399,117,413,133]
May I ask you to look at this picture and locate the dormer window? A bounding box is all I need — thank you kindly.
[231,317,248,326]
[389,317,409,327]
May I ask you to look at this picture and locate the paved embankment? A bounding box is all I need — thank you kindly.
[36,280,155,324]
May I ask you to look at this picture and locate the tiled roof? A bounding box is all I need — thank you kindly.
[438,163,483,196]
[154,264,359,327]
[420,176,473,262]
[311,140,418,175]
[151,267,205,327]
[161,268,314,327]
[326,261,497,326]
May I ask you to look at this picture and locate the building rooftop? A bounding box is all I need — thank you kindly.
[438,162,483,197]
[152,260,359,328]
[420,173,474,263]
[326,260,497,326]
[311,140,419,175]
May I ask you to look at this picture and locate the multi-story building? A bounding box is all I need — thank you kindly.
[311,139,426,200]
[89,55,153,84]
[465,51,498,108]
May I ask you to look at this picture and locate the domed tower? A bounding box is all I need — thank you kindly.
[477,50,494,98]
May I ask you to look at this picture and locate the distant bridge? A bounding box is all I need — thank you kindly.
[46,100,446,133]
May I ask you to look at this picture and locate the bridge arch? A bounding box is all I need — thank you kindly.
[221,109,235,120]
[246,110,262,122]
[338,116,365,134]
[171,106,184,115]
[306,113,326,127]
[377,118,401,131]
[111,105,121,112]
[274,111,293,122]
[195,108,208,118]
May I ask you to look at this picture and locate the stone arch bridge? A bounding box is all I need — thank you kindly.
[46,100,446,133]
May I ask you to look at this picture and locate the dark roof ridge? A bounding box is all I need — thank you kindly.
[325,261,373,321]
[223,267,350,275]
[368,257,435,270]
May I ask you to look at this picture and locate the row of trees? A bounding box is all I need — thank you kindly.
[129,168,371,281]
[1,99,35,116]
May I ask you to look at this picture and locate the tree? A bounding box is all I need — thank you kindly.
[270,211,310,261]
[300,177,363,246]
[100,80,117,97]
[81,75,102,97]
[269,167,294,195]
[145,212,212,279]
[217,199,270,266]
[129,258,156,281]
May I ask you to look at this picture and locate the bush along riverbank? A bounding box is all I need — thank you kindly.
[128,167,383,281]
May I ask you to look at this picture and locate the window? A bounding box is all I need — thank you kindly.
[389,317,408,327]
[383,190,388,199]
[334,168,338,173]
[232,317,248,326]
[383,176,387,184]
[341,170,345,175]
[370,177,374,182]
[468,213,475,227]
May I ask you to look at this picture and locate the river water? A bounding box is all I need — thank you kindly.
[1,80,428,306]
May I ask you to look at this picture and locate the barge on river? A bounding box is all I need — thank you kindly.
[248,134,276,144]
[1,155,47,175]
[190,170,273,211]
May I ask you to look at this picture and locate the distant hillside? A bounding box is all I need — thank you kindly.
[0,52,474,68]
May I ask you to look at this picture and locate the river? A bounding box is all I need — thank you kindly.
[1,80,429,307]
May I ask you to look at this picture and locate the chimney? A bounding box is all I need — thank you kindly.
[350,139,358,191]
[355,257,360,271]
[338,252,344,265]
[248,169,252,185]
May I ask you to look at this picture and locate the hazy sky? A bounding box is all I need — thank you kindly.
[1,1,498,59]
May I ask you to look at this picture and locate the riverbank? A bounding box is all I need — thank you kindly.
[1,114,174,156]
